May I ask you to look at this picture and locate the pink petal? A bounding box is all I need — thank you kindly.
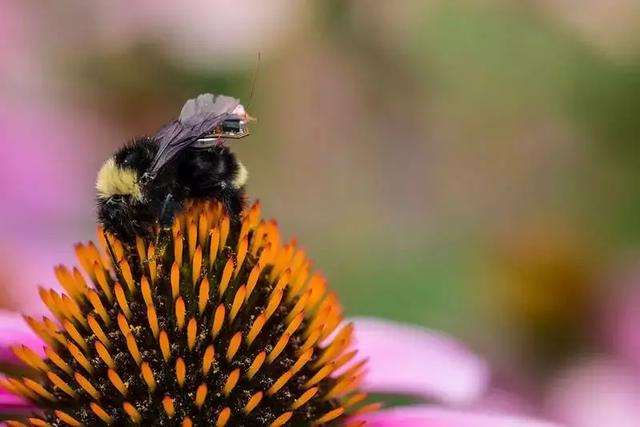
[0,236,75,315]
[355,406,561,427]
[604,273,640,371]
[546,357,640,427]
[0,102,102,226]
[0,384,34,413]
[0,310,44,363]
[350,317,489,404]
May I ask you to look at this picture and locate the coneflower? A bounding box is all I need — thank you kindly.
[0,201,374,426]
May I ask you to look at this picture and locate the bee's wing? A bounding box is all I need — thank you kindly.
[146,93,240,177]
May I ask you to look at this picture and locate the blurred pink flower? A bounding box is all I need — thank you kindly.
[0,100,111,313]
[0,0,43,95]
[358,406,559,427]
[0,312,558,426]
[546,358,640,427]
[0,310,44,364]
[351,317,489,404]
[544,266,640,426]
[605,270,640,371]
[90,0,301,66]
[0,102,99,225]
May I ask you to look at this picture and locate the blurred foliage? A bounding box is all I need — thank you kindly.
[409,2,640,243]
[490,224,600,372]
[64,42,253,132]
[569,57,640,161]
[328,244,476,332]
[305,1,640,372]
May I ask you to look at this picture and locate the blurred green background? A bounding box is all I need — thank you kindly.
[2,0,640,422]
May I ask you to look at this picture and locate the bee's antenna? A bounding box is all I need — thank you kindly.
[245,52,261,110]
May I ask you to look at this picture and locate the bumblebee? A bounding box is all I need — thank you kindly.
[96,93,250,244]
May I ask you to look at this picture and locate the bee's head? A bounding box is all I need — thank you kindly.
[96,138,157,204]
[177,144,249,197]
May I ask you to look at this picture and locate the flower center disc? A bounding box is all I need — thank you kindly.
[2,201,371,426]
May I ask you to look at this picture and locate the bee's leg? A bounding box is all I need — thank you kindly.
[159,194,181,230]
[221,189,245,225]
[155,194,182,253]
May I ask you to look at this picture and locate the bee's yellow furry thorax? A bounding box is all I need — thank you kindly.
[96,157,143,201]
